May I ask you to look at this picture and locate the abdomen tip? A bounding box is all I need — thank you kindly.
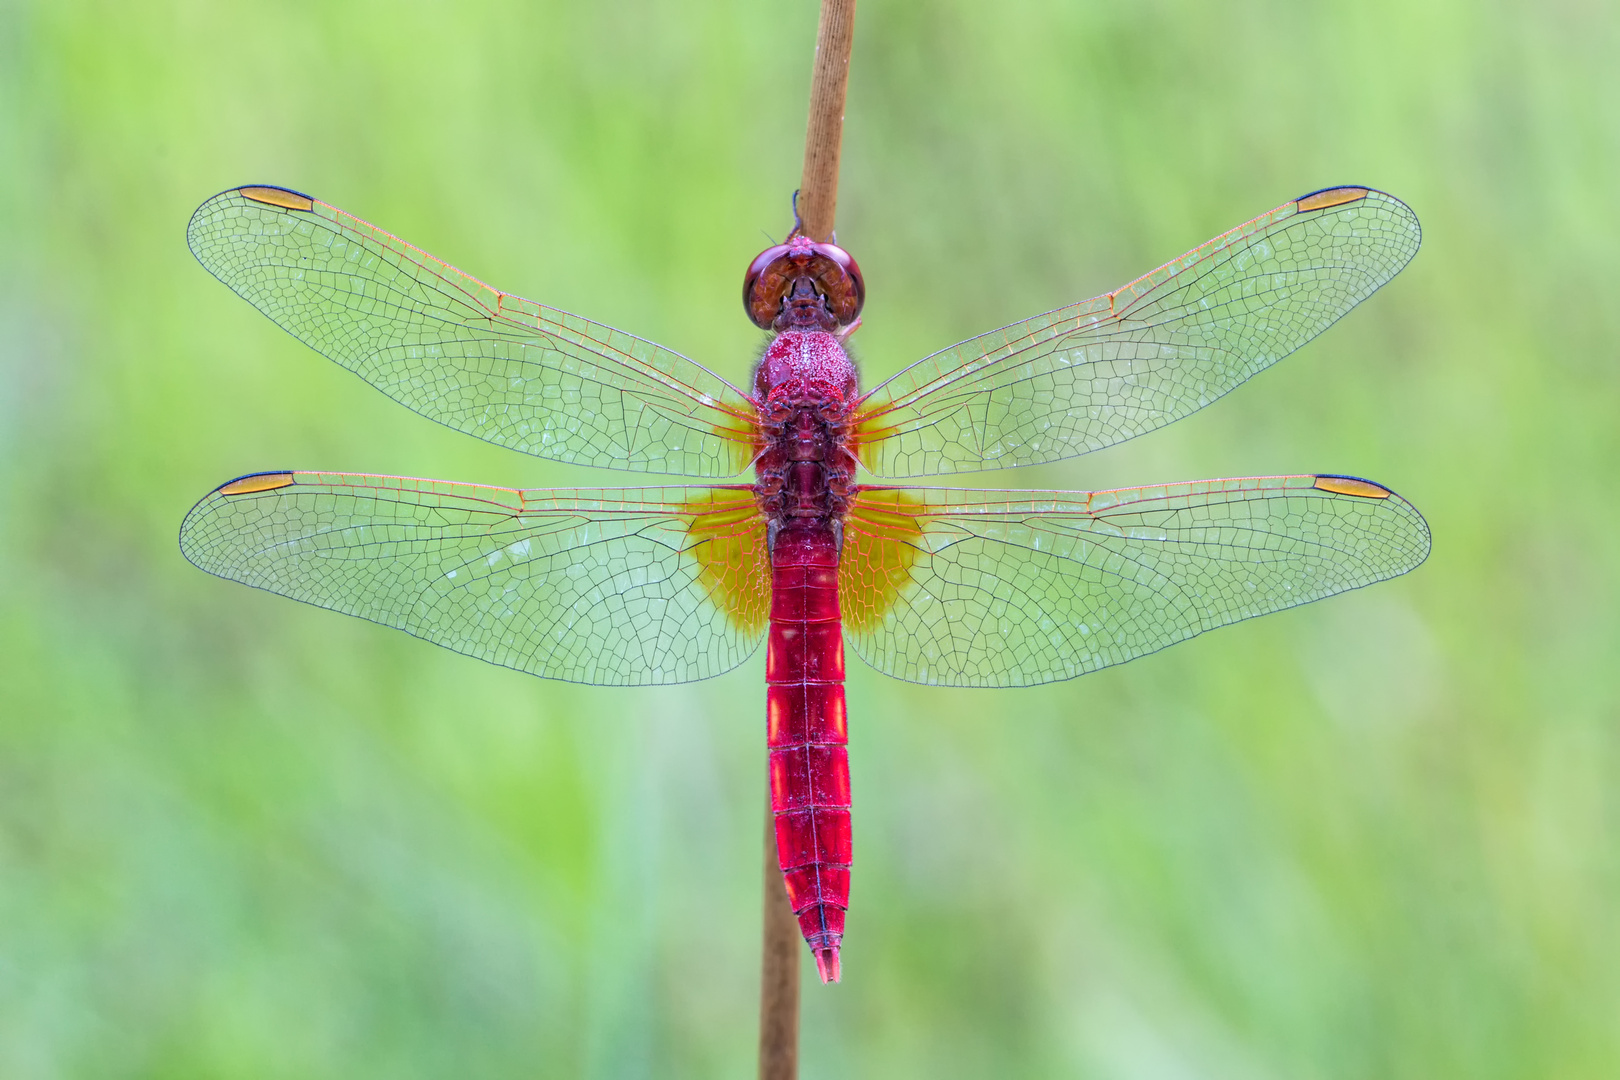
[814,946,841,983]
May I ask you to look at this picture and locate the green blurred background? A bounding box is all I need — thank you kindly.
[3,0,1617,1076]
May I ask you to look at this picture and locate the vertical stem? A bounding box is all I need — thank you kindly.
[759,804,801,1080]
[761,3,857,1076]
[797,0,858,242]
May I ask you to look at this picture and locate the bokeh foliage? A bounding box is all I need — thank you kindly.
[3,0,1618,1076]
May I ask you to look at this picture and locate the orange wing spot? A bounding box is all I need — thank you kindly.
[683,492,770,633]
[219,471,296,495]
[1313,475,1391,499]
[1296,187,1369,212]
[715,417,766,474]
[238,186,316,212]
[851,416,903,472]
[841,490,927,633]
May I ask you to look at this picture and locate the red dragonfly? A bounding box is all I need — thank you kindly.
[181,183,1428,983]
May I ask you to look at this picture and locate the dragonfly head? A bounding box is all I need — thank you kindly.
[743,235,865,333]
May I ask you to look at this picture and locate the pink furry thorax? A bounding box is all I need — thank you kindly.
[754,330,859,405]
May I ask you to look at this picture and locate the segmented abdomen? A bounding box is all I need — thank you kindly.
[766,522,850,984]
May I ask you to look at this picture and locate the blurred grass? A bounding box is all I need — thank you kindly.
[3,0,1618,1076]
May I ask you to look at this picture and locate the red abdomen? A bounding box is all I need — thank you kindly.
[767,523,850,984]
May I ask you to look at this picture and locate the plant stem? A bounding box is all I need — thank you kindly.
[759,4,857,1077]
[759,805,801,1080]
[797,0,858,243]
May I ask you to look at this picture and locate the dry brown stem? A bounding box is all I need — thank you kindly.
[759,806,802,1080]
[796,0,858,242]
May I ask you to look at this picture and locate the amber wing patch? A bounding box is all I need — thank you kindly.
[715,417,766,475]
[849,414,903,474]
[683,491,770,634]
[840,489,927,633]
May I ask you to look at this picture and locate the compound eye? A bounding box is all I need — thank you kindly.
[809,242,866,324]
[742,243,794,329]
[743,238,866,330]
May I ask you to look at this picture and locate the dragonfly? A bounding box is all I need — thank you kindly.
[180,182,1429,983]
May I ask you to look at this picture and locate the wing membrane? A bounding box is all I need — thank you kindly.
[188,186,760,477]
[856,188,1420,477]
[842,474,1430,686]
[180,471,768,685]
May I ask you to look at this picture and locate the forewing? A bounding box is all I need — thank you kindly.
[180,471,769,685]
[842,475,1429,687]
[188,186,760,477]
[856,188,1421,477]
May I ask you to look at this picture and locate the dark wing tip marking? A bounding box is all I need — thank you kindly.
[217,471,297,496]
[236,185,316,212]
[1295,185,1371,212]
[1313,474,1393,499]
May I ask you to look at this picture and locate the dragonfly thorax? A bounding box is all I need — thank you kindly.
[754,330,859,407]
[754,331,858,538]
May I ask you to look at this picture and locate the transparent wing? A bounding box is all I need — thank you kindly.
[855,188,1421,477]
[840,474,1429,687]
[188,186,760,477]
[179,471,769,686]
